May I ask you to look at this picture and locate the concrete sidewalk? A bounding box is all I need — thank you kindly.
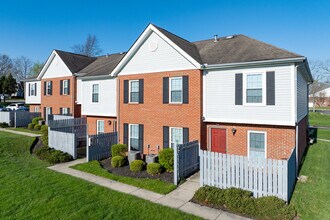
[49,159,249,220]
[0,128,41,137]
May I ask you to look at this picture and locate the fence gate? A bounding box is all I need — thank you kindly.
[87,132,118,161]
[174,140,200,185]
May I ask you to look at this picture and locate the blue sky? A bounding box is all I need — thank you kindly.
[0,0,329,62]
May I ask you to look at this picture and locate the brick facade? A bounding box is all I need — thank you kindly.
[118,69,202,155]
[204,122,296,160]
[29,104,41,113]
[86,116,117,135]
[40,76,80,118]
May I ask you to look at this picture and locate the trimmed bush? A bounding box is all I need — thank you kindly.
[28,123,35,129]
[32,116,43,125]
[147,163,162,175]
[159,148,174,172]
[0,122,9,128]
[192,186,296,220]
[34,124,42,130]
[34,146,72,164]
[40,125,48,145]
[130,160,145,172]
[34,146,50,159]
[111,156,126,167]
[111,144,128,157]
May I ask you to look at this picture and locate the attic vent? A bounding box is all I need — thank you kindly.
[214,35,218,42]
[226,35,234,39]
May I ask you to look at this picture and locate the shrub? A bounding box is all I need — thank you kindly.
[28,123,35,129]
[147,163,162,175]
[34,146,72,164]
[193,186,226,206]
[0,122,9,128]
[34,124,42,130]
[130,160,145,172]
[32,116,43,125]
[40,125,48,145]
[111,144,128,157]
[159,148,174,172]
[111,156,126,167]
[34,146,51,159]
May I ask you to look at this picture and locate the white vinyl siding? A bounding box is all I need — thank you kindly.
[92,84,99,103]
[248,131,266,159]
[63,80,69,95]
[25,81,41,104]
[81,78,117,117]
[297,70,308,122]
[170,77,182,103]
[203,65,294,126]
[170,127,183,148]
[119,32,196,75]
[129,80,139,103]
[41,52,72,79]
[129,124,139,151]
[97,120,105,134]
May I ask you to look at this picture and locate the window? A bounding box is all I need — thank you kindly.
[46,107,51,116]
[62,108,69,115]
[246,74,262,103]
[170,77,182,103]
[46,81,52,95]
[97,120,105,134]
[129,80,139,103]
[129,124,139,151]
[34,106,39,113]
[63,80,69,95]
[170,127,183,148]
[30,83,36,96]
[92,84,99,103]
[248,131,266,159]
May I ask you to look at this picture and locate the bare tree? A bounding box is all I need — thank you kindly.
[12,56,33,80]
[320,59,330,82]
[309,60,328,111]
[72,34,103,57]
[0,54,13,77]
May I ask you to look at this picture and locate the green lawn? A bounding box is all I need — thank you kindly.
[291,141,330,220]
[309,112,330,127]
[317,129,330,140]
[0,132,199,219]
[72,161,177,195]
[7,127,42,134]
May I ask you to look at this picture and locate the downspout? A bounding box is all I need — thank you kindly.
[116,77,120,143]
[294,65,299,174]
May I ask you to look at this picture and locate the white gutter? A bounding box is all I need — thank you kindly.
[74,73,114,81]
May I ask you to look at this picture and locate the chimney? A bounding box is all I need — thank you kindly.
[214,34,218,42]
[106,53,109,58]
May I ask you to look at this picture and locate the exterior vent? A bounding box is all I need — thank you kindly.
[214,35,218,42]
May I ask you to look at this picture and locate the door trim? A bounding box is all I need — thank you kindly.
[207,125,228,152]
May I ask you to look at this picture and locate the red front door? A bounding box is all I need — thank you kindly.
[211,128,227,153]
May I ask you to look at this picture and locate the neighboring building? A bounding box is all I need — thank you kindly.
[309,83,330,107]
[35,50,96,119]
[110,24,312,163]
[77,53,125,135]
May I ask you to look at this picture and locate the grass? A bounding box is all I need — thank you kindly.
[0,132,199,219]
[317,129,330,140]
[6,127,42,134]
[72,161,177,195]
[291,141,330,220]
[309,112,330,127]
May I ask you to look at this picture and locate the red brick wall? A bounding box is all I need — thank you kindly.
[118,69,202,154]
[297,116,308,163]
[40,76,80,118]
[86,116,117,135]
[29,104,41,113]
[205,123,296,160]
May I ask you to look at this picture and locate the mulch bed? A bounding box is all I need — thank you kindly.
[100,158,174,184]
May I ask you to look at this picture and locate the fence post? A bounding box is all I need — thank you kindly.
[199,149,203,186]
[174,143,178,185]
[86,135,90,162]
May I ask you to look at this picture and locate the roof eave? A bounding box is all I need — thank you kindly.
[77,74,114,81]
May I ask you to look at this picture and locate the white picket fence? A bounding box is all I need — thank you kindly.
[200,149,296,202]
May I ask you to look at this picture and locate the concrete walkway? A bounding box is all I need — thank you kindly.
[49,159,249,220]
[0,128,41,137]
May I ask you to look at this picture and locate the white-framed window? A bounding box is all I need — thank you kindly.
[97,120,105,134]
[46,81,52,95]
[243,73,266,105]
[63,80,69,95]
[34,106,39,113]
[170,77,182,103]
[46,107,51,116]
[30,83,36,96]
[170,127,183,148]
[129,124,139,151]
[92,84,99,103]
[129,80,139,103]
[62,107,69,115]
[248,131,267,159]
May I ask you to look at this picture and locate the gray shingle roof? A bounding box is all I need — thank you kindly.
[55,50,96,73]
[78,53,126,77]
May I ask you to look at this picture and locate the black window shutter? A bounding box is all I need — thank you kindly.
[124,80,128,104]
[183,127,189,143]
[43,107,46,118]
[44,81,46,95]
[123,123,128,145]
[50,107,52,115]
[182,76,189,104]
[49,81,53,95]
[28,84,31,96]
[35,83,37,96]
[67,79,70,95]
[60,108,63,115]
[60,80,63,95]
[163,77,169,104]
[139,79,144,104]
[235,73,243,105]
[163,126,169,148]
[139,124,144,153]
[266,71,275,105]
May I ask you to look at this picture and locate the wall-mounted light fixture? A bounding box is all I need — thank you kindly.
[232,128,237,135]
[108,120,112,125]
